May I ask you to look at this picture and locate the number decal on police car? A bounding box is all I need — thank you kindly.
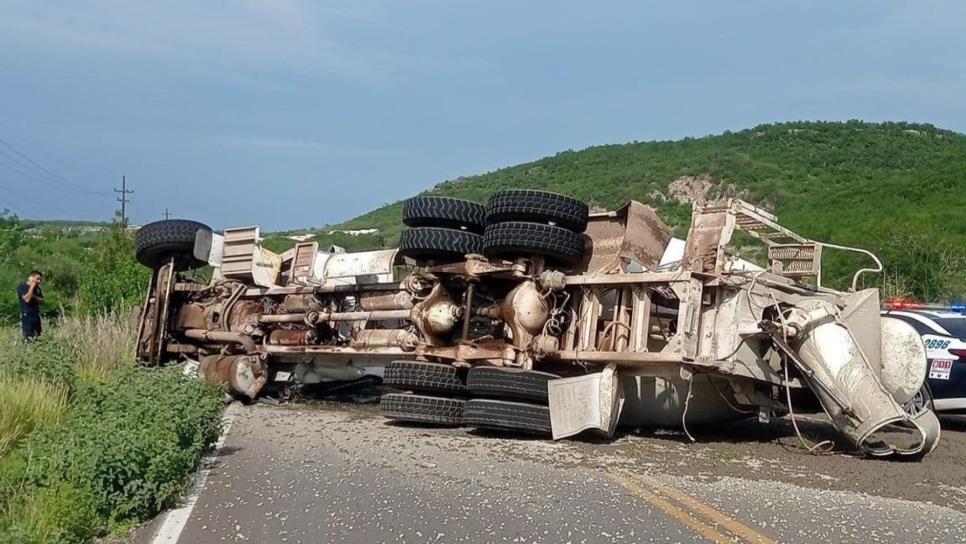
[925,339,951,350]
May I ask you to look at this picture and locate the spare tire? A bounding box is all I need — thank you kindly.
[466,367,559,404]
[403,196,486,234]
[486,189,589,232]
[483,221,584,263]
[400,227,483,262]
[464,399,552,436]
[385,361,467,394]
[381,393,465,426]
[135,219,211,270]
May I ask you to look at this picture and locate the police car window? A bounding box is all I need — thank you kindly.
[935,318,966,340]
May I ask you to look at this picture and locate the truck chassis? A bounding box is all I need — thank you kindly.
[135,191,941,457]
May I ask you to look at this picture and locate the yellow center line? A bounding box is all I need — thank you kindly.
[603,472,735,544]
[637,474,779,544]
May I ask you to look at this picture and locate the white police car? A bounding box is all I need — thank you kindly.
[882,301,966,413]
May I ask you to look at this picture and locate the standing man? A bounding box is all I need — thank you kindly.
[17,270,44,340]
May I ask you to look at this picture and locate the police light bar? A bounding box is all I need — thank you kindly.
[884,298,966,313]
[883,298,923,310]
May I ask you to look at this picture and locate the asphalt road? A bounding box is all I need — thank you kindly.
[140,402,966,544]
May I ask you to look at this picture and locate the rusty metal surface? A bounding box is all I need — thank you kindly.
[410,282,460,345]
[227,300,262,332]
[563,271,690,286]
[183,328,258,354]
[682,206,732,274]
[259,309,410,324]
[554,350,685,364]
[198,354,267,398]
[288,241,319,284]
[268,329,317,346]
[359,291,413,311]
[350,329,418,349]
[174,303,207,331]
[581,201,672,273]
[244,281,406,297]
[280,294,323,313]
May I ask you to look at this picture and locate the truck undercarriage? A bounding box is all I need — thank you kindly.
[135,191,940,457]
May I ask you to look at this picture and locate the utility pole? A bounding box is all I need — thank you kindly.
[163,207,172,220]
[114,175,133,226]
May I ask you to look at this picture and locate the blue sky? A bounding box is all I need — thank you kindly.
[1,1,964,230]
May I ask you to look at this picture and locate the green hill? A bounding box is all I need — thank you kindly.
[269,121,966,300]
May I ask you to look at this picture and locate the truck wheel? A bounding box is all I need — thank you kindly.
[380,393,465,425]
[400,227,483,261]
[483,221,585,263]
[385,361,467,394]
[135,219,211,270]
[466,367,559,404]
[486,189,589,232]
[403,196,486,234]
[464,399,552,436]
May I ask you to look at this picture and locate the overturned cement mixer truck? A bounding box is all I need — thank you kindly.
[134,189,940,457]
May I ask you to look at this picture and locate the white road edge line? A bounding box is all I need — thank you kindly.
[150,403,237,544]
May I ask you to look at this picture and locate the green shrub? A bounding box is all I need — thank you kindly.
[0,338,78,397]
[0,366,222,542]
[77,226,149,316]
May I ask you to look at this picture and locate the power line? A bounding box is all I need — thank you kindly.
[115,175,133,226]
[0,145,99,197]
[0,152,60,187]
[0,177,77,219]
[163,207,172,220]
[0,194,30,218]
[0,135,110,196]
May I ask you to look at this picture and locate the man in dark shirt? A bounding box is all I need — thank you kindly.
[17,270,44,340]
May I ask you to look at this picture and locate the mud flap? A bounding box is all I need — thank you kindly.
[547,364,623,439]
[779,301,939,457]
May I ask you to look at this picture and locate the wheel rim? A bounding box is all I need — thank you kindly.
[902,387,927,416]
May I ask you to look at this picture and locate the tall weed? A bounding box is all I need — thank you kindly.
[49,315,135,382]
[0,375,68,458]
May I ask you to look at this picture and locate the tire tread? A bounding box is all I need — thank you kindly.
[466,367,559,403]
[483,221,584,263]
[385,361,467,394]
[486,189,589,232]
[380,393,465,425]
[464,399,552,436]
[403,196,486,233]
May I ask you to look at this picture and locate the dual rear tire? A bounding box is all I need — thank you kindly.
[381,362,558,436]
[399,190,589,264]
[400,197,485,263]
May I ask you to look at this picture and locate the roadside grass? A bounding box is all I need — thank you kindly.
[53,314,136,382]
[0,375,69,459]
[0,315,223,544]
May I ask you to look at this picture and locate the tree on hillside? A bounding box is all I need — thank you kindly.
[78,225,150,315]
